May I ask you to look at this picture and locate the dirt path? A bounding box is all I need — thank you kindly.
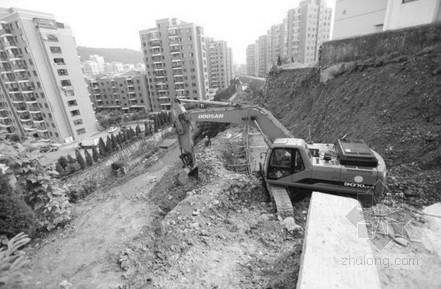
[27,146,180,289]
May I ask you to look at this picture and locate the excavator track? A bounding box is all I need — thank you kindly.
[269,185,294,217]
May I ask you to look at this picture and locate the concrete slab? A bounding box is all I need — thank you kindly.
[423,203,441,258]
[297,192,381,289]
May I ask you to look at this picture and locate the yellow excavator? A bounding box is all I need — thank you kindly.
[171,98,386,216]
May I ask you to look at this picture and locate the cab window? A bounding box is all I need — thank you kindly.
[268,148,304,180]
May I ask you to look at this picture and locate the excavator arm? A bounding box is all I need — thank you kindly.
[171,98,293,172]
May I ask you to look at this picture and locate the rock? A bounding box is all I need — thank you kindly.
[393,237,409,247]
[177,169,189,185]
[281,217,302,233]
[59,280,72,289]
[260,214,269,222]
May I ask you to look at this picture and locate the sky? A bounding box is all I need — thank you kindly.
[2,0,336,64]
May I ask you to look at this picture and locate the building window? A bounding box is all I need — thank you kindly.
[402,0,418,2]
[50,46,62,53]
[40,93,45,98]
[61,80,71,87]
[53,58,65,65]
[73,119,83,126]
[57,69,68,76]
[68,100,77,106]
[46,34,59,42]
[64,89,75,96]
[70,109,80,117]
[76,128,86,135]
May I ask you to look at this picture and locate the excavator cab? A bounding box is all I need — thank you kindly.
[266,147,306,180]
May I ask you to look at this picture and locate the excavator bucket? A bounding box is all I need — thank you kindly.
[189,166,199,179]
[177,166,199,185]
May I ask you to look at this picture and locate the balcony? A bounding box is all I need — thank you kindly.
[3,40,17,49]
[170,47,180,53]
[12,63,27,72]
[26,98,38,105]
[21,85,34,93]
[32,116,44,123]
[0,28,12,37]
[0,113,8,120]
[150,40,161,48]
[36,127,48,133]
[24,126,37,132]
[0,122,12,128]
[20,114,32,122]
[8,87,20,94]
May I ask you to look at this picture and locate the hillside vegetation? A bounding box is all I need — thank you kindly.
[77,46,143,64]
[259,46,441,206]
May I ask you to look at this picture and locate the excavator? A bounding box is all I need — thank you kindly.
[171,98,386,216]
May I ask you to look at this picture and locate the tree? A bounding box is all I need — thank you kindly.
[135,124,141,136]
[144,121,150,137]
[58,156,68,169]
[84,149,93,167]
[67,154,76,164]
[75,149,86,170]
[111,134,118,150]
[106,136,113,154]
[277,55,282,66]
[92,146,99,162]
[98,137,106,157]
[129,127,136,139]
[153,116,159,132]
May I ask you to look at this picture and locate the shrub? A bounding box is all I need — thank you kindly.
[0,173,13,196]
[84,149,93,167]
[0,233,31,288]
[111,162,124,170]
[0,194,36,238]
[57,156,68,169]
[67,180,98,203]
[75,149,85,170]
[55,163,65,176]
[6,134,20,142]
[66,163,80,174]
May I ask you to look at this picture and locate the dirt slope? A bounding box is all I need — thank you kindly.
[260,47,441,205]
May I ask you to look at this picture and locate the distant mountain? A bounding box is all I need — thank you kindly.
[77,46,143,64]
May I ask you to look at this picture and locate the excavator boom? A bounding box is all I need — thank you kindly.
[171,98,292,171]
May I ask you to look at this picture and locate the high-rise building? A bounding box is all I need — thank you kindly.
[207,38,233,90]
[246,44,256,75]
[87,71,155,113]
[82,60,99,76]
[246,0,332,74]
[139,18,209,110]
[267,23,286,66]
[257,35,268,76]
[89,54,105,74]
[288,0,332,63]
[0,8,97,142]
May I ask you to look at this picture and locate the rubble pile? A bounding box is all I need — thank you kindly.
[138,129,306,289]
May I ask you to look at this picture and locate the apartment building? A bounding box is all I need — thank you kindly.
[0,8,97,142]
[257,35,268,76]
[246,0,331,75]
[87,71,155,113]
[246,44,256,76]
[139,18,209,110]
[293,0,332,63]
[267,23,286,66]
[206,38,233,90]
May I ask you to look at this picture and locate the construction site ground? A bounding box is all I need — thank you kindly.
[24,127,307,289]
